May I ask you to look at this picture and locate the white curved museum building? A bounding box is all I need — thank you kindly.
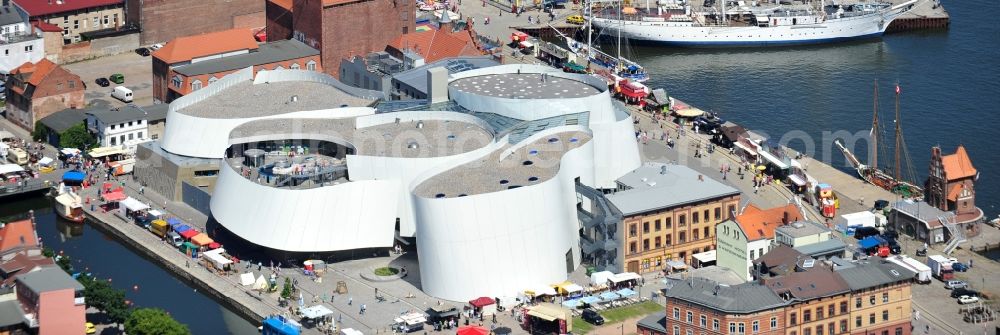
[158,64,641,300]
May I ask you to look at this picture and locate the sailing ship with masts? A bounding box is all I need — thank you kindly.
[554,0,650,82]
[836,80,923,199]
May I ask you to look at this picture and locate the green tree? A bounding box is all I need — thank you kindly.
[31,121,47,142]
[280,277,293,300]
[80,277,129,325]
[58,123,95,150]
[54,254,73,273]
[124,308,190,335]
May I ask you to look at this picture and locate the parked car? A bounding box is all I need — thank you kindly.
[945,280,968,290]
[881,230,899,241]
[135,47,150,56]
[85,322,96,334]
[109,73,125,84]
[566,15,585,24]
[582,309,604,325]
[958,295,980,304]
[95,77,110,87]
[888,243,901,255]
[952,262,969,272]
[916,248,927,256]
[150,43,163,51]
[874,199,890,211]
[951,288,980,298]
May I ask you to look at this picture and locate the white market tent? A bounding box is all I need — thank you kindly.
[300,305,335,319]
[253,275,269,291]
[203,248,233,268]
[0,164,24,174]
[341,328,364,335]
[120,197,150,212]
[609,272,641,283]
[38,157,54,166]
[239,273,255,286]
[528,285,557,296]
[60,148,81,156]
[562,283,584,294]
[148,209,164,218]
[590,271,614,285]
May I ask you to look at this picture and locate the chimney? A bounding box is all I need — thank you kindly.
[782,210,789,224]
[426,67,448,104]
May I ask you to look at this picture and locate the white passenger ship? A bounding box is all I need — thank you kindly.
[590,0,917,46]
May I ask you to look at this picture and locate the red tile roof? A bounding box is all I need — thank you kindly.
[942,145,976,180]
[735,204,803,241]
[14,0,123,17]
[0,219,38,254]
[388,29,479,63]
[270,0,294,10]
[32,20,62,32]
[10,58,58,87]
[152,28,259,64]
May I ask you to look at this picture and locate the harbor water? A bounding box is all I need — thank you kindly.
[0,197,258,334]
[630,0,999,220]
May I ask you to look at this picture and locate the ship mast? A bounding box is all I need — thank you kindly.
[871,79,879,171]
[894,82,902,182]
[587,0,593,58]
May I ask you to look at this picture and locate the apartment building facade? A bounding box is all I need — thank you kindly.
[12,0,124,45]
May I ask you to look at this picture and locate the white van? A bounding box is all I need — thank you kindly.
[7,147,28,165]
[112,86,133,103]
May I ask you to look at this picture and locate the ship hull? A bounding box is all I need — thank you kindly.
[591,6,909,47]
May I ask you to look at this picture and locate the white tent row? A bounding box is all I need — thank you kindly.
[239,273,255,286]
[0,164,24,174]
[38,157,54,166]
[590,271,614,285]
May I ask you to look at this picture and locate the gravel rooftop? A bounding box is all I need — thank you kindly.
[176,81,373,118]
[449,73,600,99]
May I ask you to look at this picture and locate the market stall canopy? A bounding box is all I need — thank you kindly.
[0,164,24,174]
[609,272,641,283]
[788,174,807,186]
[651,89,668,105]
[101,191,127,202]
[599,291,620,301]
[60,148,81,156]
[692,250,717,264]
[38,157,53,166]
[0,130,14,139]
[580,296,602,305]
[519,41,534,49]
[622,6,638,14]
[173,224,191,233]
[561,299,581,308]
[667,260,688,271]
[203,248,233,267]
[191,233,214,246]
[148,209,164,218]
[341,329,363,335]
[674,107,705,118]
[858,236,883,249]
[180,229,199,239]
[590,271,614,285]
[240,273,255,286]
[167,217,183,226]
[120,197,149,212]
[62,170,85,183]
[526,303,566,322]
[253,275,269,290]
[526,285,557,296]
[151,220,167,231]
[616,288,637,297]
[300,305,334,319]
[468,297,496,308]
[720,122,748,142]
[208,242,222,250]
[558,282,584,294]
[428,305,459,318]
[456,326,489,335]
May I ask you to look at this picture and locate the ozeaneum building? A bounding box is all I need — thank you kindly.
[151,64,641,300]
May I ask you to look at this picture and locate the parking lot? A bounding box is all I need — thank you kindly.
[63,50,155,108]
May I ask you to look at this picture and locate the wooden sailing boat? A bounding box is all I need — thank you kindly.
[836,80,924,199]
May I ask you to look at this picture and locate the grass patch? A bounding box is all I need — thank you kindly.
[374,267,400,276]
[571,301,663,335]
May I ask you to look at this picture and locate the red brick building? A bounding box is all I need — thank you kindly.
[385,28,480,63]
[3,59,85,131]
[151,29,260,103]
[125,0,265,44]
[926,145,983,235]
[266,0,414,79]
[167,39,321,99]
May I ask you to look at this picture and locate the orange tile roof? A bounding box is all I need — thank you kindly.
[10,59,58,87]
[735,204,803,241]
[270,0,294,10]
[941,145,977,180]
[0,219,38,254]
[947,183,964,202]
[152,28,259,64]
[389,29,479,63]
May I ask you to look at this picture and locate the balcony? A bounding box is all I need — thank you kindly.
[0,32,42,45]
[75,296,86,305]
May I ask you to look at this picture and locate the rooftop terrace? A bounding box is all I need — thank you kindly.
[176,81,373,118]
[414,131,590,198]
[449,73,600,99]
